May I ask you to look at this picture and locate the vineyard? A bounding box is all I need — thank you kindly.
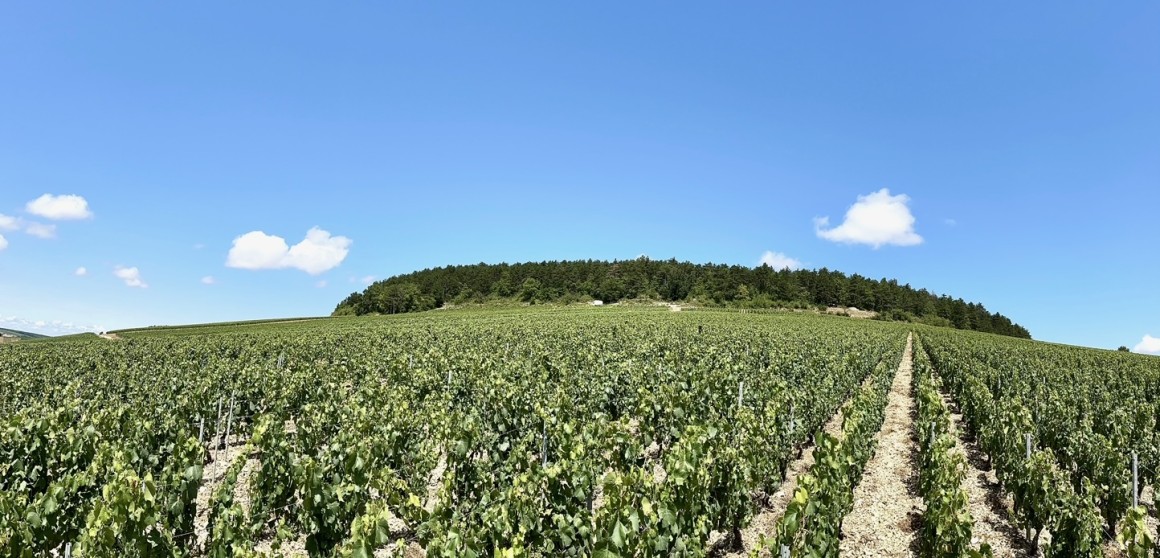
[1,307,1158,557]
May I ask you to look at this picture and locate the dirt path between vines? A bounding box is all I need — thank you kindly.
[193,437,249,550]
[722,396,849,556]
[722,348,890,557]
[939,391,1033,557]
[840,334,922,557]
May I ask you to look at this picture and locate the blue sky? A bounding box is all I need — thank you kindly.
[0,3,1157,352]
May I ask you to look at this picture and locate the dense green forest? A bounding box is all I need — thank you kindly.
[333,258,1031,338]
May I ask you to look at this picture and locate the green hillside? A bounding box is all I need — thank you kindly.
[0,327,48,340]
[334,259,1031,338]
[2,305,1155,554]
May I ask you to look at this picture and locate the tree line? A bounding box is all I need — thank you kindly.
[332,258,1031,338]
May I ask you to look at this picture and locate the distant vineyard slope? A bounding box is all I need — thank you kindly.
[334,259,1031,338]
[0,327,49,342]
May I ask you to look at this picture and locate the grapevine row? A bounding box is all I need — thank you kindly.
[921,328,1160,556]
[911,336,991,558]
[0,309,908,556]
[764,338,903,556]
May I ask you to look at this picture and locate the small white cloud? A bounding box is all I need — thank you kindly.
[24,222,56,239]
[193,243,205,250]
[758,250,803,271]
[226,226,351,275]
[74,266,88,276]
[0,215,58,239]
[350,275,375,285]
[316,280,328,288]
[113,266,148,288]
[201,276,216,285]
[26,194,93,220]
[0,214,19,231]
[1134,334,1160,355]
[815,189,923,248]
[0,233,7,251]
[944,218,957,226]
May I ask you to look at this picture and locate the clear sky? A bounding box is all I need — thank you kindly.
[1,3,1157,352]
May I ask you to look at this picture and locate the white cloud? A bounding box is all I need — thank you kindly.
[227,231,289,270]
[24,222,56,239]
[944,218,957,226]
[815,188,923,248]
[316,280,328,288]
[0,314,100,335]
[0,214,19,231]
[0,234,7,251]
[226,227,351,275]
[193,243,205,250]
[1134,334,1160,355]
[25,194,93,220]
[758,250,802,271]
[285,228,352,275]
[351,275,375,285]
[201,276,216,285]
[113,266,148,288]
[0,214,55,237]
[0,214,57,240]
[74,266,88,276]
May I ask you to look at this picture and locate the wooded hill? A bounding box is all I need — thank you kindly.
[333,259,1031,339]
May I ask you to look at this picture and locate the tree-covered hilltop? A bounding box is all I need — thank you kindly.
[333,258,1031,338]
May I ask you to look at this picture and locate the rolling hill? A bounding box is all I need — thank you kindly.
[333,258,1032,338]
[0,327,49,341]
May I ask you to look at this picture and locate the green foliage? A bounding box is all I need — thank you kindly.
[78,449,180,557]
[772,357,896,556]
[333,260,1031,338]
[159,435,204,551]
[921,327,1158,557]
[206,449,256,557]
[912,338,990,557]
[1116,505,1154,557]
[7,308,1155,556]
[0,308,907,556]
[337,500,412,558]
[518,277,543,303]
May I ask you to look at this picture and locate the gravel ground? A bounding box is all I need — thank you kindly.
[424,452,446,514]
[253,534,308,557]
[193,438,249,550]
[840,334,922,557]
[721,362,868,557]
[940,391,1034,557]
